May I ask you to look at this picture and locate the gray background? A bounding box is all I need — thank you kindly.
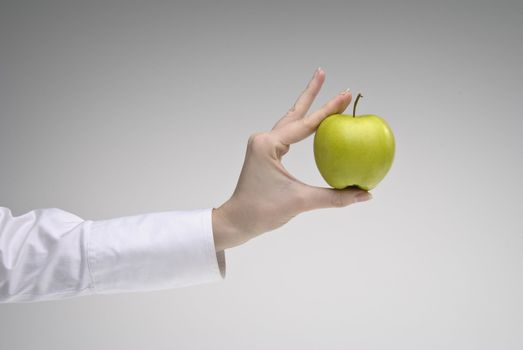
[1,0,522,349]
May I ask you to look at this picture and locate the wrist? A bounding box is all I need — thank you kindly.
[211,203,244,251]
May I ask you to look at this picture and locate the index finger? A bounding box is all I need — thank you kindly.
[273,89,352,145]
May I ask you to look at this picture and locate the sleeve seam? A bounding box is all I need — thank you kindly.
[85,220,98,293]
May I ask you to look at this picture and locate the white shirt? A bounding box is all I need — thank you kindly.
[0,207,226,303]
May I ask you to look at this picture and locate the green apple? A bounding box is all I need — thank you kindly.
[313,94,395,190]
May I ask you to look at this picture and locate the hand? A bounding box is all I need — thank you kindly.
[212,68,372,251]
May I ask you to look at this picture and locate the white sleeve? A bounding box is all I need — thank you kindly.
[0,207,226,303]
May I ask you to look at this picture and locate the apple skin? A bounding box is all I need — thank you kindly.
[313,113,395,190]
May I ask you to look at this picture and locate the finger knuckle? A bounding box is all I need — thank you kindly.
[302,117,316,132]
[247,132,273,150]
[331,191,346,208]
[248,131,264,144]
[247,132,260,145]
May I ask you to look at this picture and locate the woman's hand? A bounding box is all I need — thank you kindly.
[212,68,372,251]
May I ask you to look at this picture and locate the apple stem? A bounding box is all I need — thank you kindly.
[352,93,363,117]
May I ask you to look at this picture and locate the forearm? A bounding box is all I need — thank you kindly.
[0,207,225,303]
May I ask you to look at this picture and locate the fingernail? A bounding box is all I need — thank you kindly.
[355,191,372,203]
[316,67,323,76]
[339,88,351,95]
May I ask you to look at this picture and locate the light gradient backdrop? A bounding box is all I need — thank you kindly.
[1,0,522,349]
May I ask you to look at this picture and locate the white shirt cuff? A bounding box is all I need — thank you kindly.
[88,208,226,294]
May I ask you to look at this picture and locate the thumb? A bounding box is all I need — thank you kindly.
[300,185,372,211]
